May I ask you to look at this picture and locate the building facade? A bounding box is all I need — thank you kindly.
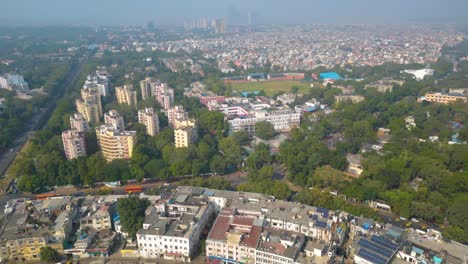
[95,124,137,162]
[174,118,198,148]
[70,113,90,132]
[62,130,87,160]
[115,85,138,106]
[138,108,159,136]
[418,92,467,104]
[104,110,125,131]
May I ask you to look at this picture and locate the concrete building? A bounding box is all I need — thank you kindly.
[206,208,262,264]
[154,82,174,110]
[83,68,110,97]
[116,85,138,106]
[255,229,305,264]
[137,193,214,261]
[0,74,29,91]
[80,205,112,231]
[104,110,125,131]
[228,109,300,136]
[138,108,159,136]
[418,92,467,104]
[140,77,158,100]
[167,105,188,127]
[346,154,363,176]
[70,113,90,132]
[81,87,103,117]
[335,95,365,104]
[75,97,100,124]
[95,124,137,162]
[174,118,198,148]
[62,130,87,160]
[403,69,434,81]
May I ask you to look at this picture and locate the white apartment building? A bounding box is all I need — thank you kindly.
[228,109,300,135]
[137,194,214,261]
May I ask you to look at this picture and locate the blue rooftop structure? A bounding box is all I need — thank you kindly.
[240,91,260,97]
[320,72,342,80]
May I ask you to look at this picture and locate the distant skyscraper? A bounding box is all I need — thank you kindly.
[115,85,137,106]
[104,110,125,131]
[213,19,226,33]
[62,130,87,160]
[138,108,159,136]
[70,113,89,132]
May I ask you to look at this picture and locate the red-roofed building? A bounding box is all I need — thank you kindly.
[206,210,262,264]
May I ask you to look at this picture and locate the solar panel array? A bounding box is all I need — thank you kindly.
[358,248,388,264]
[371,235,399,251]
[314,221,327,228]
[358,238,393,258]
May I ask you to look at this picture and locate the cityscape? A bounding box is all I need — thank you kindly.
[0,1,468,264]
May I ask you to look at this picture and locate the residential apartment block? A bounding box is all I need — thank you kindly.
[137,192,214,262]
[154,82,174,110]
[174,118,198,148]
[418,92,467,104]
[70,113,90,132]
[83,68,110,97]
[138,108,159,136]
[62,130,87,160]
[75,96,101,124]
[140,77,158,100]
[115,85,138,106]
[104,110,125,131]
[95,124,137,162]
[167,105,189,127]
[81,87,103,117]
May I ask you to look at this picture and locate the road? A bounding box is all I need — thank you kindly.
[0,50,92,180]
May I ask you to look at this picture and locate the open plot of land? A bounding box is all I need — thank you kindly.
[229,80,311,96]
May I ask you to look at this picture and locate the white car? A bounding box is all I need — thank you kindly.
[411,218,419,223]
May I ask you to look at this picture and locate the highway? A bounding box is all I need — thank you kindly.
[0,49,93,184]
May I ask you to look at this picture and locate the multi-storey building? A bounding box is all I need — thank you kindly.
[167,105,189,127]
[80,205,112,231]
[75,97,100,124]
[418,92,467,104]
[70,113,89,132]
[0,74,29,91]
[62,130,87,160]
[154,82,174,110]
[228,109,300,136]
[104,110,125,131]
[255,229,305,264]
[140,77,158,100]
[206,208,262,264]
[138,108,159,136]
[95,124,137,162]
[174,118,198,148]
[137,193,214,261]
[81,87,103,117]
[83,68,110,97]
[335,95,365,103]
[115,85,138,106]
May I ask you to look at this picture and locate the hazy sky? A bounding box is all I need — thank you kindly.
[1,0,467,26]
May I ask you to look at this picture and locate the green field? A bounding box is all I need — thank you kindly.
[229,80,312,96]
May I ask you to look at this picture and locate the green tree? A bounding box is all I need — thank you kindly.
[39,246,60,263]
[255,121,275,140]
[117,197,150,240]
